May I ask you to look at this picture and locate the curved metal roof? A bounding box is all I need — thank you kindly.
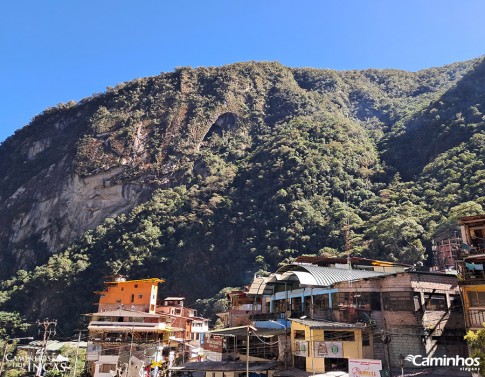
[278,264,390,287]
[248,264,392,295]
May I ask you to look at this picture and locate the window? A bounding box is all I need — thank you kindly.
[370,292,381,310]
[468,291,485,307]
[134,284,138,288]
[293,330,305,340]
[131,294,135,303]
[313,294,330,309]
[382,292,413,311]
[139,294,143,299]
[424,293,447,310]
[324,331,355,342]
[100,364,116,373]
[335,292,352,308]
[102,348,119,355]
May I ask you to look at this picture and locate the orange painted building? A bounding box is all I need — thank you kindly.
[97,276,164,313]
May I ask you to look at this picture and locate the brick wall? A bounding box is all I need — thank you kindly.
[335,272,468,368]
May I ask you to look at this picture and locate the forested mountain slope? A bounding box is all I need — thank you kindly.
[0,58,484,334]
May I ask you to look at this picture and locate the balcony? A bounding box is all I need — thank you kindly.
[457,262,485,285]
[466,308,485,329]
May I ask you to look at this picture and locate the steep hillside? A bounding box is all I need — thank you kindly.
[0,59,484,334]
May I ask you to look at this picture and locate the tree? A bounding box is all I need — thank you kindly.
[464,324,485,376]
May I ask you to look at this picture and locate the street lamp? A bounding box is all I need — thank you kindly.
[399,354,405,377]
[0,337,34,377]
[269,320,288,370]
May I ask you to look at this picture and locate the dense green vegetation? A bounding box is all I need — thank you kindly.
[0,58,485,334]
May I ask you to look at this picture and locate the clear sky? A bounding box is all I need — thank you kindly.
[1,0,484,143]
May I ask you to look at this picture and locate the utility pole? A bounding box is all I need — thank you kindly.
[380,330,392,377]
[128,326,134,362]
[153,338,161,377]
[36,319,57,377]
[72,330,83,377]
[246,327,250,377]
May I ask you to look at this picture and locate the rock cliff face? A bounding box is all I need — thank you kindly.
[2,59,485,333]
[7,168,148,265]
[0,59,481,280]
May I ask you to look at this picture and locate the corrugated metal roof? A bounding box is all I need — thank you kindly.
[247,276,275,295]
[248,265,392,296]
[277,264,391,287]
[85,309,161,318]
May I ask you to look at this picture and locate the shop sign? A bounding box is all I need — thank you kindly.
[349,359,382,377]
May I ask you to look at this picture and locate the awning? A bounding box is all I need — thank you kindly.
[85,309,162,318]
[208,325,257,336]
[208,325,285,337]
[290,318,366,329]
[88,325,171,333]
[172,361,281,372]
[247,276,274,296]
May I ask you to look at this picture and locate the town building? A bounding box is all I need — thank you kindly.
[431,234,461,273]
[216,289,265,328]
[332,268,467,372]
[85,277,170,377]
[155,297,209,360]
[456,215,485,331]
[290,318,368,373]
[246,256,468,374]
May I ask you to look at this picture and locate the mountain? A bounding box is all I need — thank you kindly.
[0,59,484,334]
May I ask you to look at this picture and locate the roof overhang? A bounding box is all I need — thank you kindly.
[290,318,366,330]
[208,325,257,336]
[174,361,281,372]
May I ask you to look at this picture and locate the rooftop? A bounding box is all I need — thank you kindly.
[248,264,393,295]
[85,309,162,318]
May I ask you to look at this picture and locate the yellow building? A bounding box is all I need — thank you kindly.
[457,253,485,330]
[290,318,372,374]
[457,215,485,331]
[461,282,485,330]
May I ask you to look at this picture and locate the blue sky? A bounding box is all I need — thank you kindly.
[1,0,484,143]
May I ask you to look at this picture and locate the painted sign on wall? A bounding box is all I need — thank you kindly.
[313,341,343,358]
[294,340,309,357]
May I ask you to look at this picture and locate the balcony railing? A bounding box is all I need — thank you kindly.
[466,308,485,329]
